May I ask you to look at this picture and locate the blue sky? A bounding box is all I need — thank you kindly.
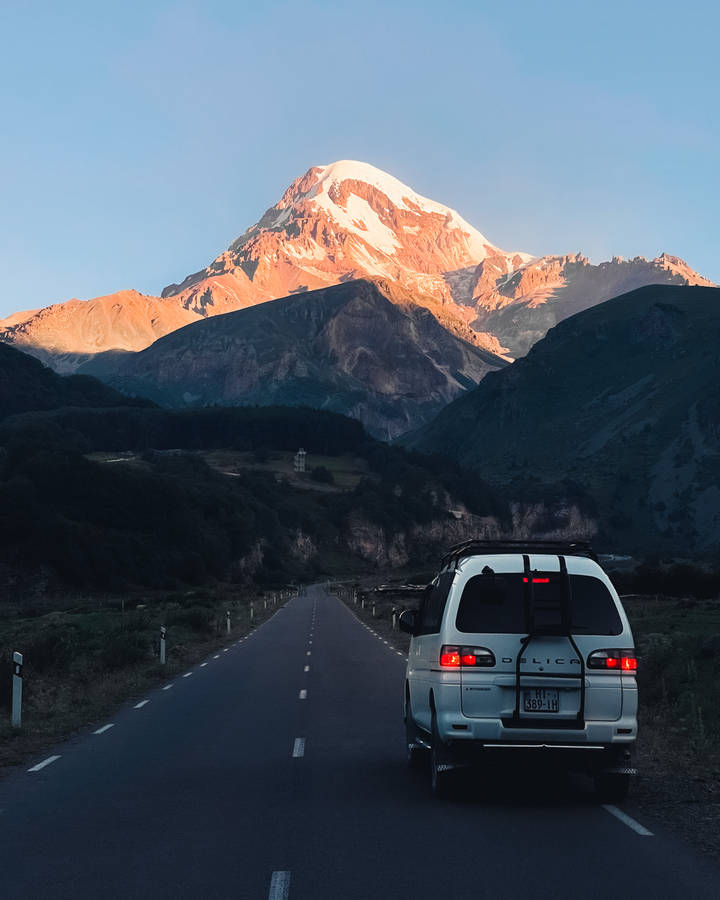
[1,0,717,318]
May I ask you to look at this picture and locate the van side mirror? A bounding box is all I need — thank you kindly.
[398,609,417,634]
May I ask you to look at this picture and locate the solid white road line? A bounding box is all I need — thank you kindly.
[182,672,193,678]
[304,665,310,672]
[292,738,305,758]
[133,700,150,709]
[162,684,173,691]
[269,871,291,899]
[299,689,307,700]
[94,724,115,735]
[602,805,653,836]
[28,755,61,773]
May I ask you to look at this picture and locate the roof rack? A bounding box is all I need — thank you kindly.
[440,539,598,568]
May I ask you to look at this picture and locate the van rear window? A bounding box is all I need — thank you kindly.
[455,573,622,635]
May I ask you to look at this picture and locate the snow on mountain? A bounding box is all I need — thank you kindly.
[0,160,714,371]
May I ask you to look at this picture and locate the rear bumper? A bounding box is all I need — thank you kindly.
[436,706,637,747]
[425,733,637,775]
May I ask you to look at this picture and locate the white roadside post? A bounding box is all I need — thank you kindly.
[392,610,397,630]
[226,610,231,635]
[11,651,23,728]
[250,602,255,621]
[264,598,267,610]
[372,602,376,617]
[160,626,166,665]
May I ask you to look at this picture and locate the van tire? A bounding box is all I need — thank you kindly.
[594,773,630,802]
[405,702,426,769]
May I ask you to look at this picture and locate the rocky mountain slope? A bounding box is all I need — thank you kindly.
[102,279,507,440]
[0,341,147,421]
[0,161,529,370]
[472,251,715,357]
[1,160,713,372]
[407,284,720,553]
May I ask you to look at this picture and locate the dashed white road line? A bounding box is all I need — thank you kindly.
[304,665,310,672]
[602,805,653,836]
[306,651,311,657]
[200,662,208,667]
[182,672,193,678]
[292,738,305,758]
[213,654,220,659]
[299,689,307,700]
[162,684,173,691]
[269,871,291,899]
[133,700,150,709]
[223,648,229,653]
[94,724,115,735]
[28,755,61,773]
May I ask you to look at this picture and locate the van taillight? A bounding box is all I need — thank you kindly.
[587,649,637,672]
[440,647,461,667]
[440,645,495,668]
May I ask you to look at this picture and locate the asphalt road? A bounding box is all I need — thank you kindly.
[1,583,719,899]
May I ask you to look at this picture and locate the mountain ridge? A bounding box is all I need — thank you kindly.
[101,278,508,439]
[0,160,714,371]
[406,283,720,552]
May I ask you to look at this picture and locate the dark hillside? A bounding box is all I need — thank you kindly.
[408,285,720,554]
[0,341,149,420]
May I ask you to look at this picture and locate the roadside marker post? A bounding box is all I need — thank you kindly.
[226,610,231,635]
[361,598,365,609]
[11,651,23,728]
[372,603,376,617]
[392,611,397,630]
[160,626,166,665]
[250,603,255,621]
[264,598,267,610]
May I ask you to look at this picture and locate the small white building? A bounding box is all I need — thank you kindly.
[294,447,307,473]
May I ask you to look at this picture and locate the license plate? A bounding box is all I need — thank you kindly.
[523,688,559,713]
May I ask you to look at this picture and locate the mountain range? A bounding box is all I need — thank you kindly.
[92,278,507,440]
[1,161,713,375]
[407,284,720,554]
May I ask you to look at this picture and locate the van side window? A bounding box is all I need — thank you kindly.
[418,571,454,634]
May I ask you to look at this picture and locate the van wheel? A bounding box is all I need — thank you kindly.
[405,708,426,769]
[594,773,630,802]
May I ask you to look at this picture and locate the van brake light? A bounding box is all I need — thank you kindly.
[587,649,637,672]
[440,645,495,668]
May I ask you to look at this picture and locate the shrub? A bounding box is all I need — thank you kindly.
[102,630,150,670]
[166,606,214,633]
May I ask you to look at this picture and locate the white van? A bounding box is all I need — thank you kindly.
[400,540,638,799]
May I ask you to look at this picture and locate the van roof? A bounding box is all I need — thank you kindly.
[440,539,598,569]
[453,553,604,580]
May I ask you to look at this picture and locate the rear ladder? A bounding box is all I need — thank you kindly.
[506,555,587,730]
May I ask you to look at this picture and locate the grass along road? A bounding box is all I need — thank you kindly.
[0,585,292,773]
